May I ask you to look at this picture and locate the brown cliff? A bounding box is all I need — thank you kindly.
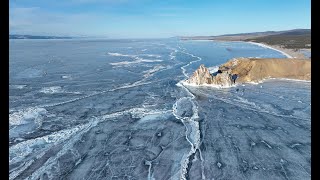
[186,58,311,86]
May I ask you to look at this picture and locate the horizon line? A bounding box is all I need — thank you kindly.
[9,28,310,39]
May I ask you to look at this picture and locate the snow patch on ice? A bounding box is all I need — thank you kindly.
[182,80,237,89]
[142,65,167,78]
[102,107,171,123]
[9,107,47,127]
[40,86,64,94]
[40,86,81,95]
[61,75,72,79]
[107,52,135,57]
[9,123,89,166]
[10,85,27,89]
[9,107,49,139]
[110,58,163,66]
[141,54,162,58]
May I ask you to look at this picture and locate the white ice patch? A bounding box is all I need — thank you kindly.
[208,66,219,74]
[169,49,178,60]
[108,52,162,66]
[108,52,161,58]
[40,86,81,95]
[107,52,135,57]
[138,111,171,124]
[110,58,163,66]
[141,54,162,58]
[40,86,64,94]
[242,77,311,86]
[9,107,47,127]
[233,96,261,110]
[142,65,167,78]
[61,75,72,79]
[172,97,196,120]
[9,107,48,138]
[168,48,178,60]
[12,119,99,180]
[179,51,202,78]
[101,107,171,124]
[267,78,311,83]
[9,123,89,165]
[182,80,237,89]
[246,81,262,85]
[186,39,214,42]
[10,85,27,89]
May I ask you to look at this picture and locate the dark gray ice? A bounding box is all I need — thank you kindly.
[9,39,310,180]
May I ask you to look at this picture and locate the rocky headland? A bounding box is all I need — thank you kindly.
[185,58,311,87]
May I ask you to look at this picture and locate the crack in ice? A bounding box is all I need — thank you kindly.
[172,45,205,180]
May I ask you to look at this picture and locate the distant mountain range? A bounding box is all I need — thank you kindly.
[9,35,73,39]
[215,29,310,37]
[179,29,311,49]
[179,29,311,40]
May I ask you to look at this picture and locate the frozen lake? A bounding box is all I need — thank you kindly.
[9,39,310,180]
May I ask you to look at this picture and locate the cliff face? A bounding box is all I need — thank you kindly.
[186,64,233,87]
[185,58,311,86]
[223,58,311,82]
[186,64,213,85]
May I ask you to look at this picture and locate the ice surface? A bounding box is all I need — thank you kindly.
[9,39,310,179]
[10,85,27,89]
[9,107,47,138]
[40,86,64,94]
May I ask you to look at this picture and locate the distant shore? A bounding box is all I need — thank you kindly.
[247,41,309,59]
[247,42,293,58]
[187,39,310,59]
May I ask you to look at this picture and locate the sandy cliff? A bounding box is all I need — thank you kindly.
[186,64,233,87]
[186,58,311,86]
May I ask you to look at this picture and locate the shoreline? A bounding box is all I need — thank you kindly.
[247,42,309,59]
[187,39,310,59]
[247,42,293,58]
[180,77,310,90]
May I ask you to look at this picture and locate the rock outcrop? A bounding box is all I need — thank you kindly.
[186,64,213,85]
[186,64,233,87]
[185,58,311,86]
[222,58,311,82]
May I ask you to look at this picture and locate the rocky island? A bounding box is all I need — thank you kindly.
[185,58,311,87]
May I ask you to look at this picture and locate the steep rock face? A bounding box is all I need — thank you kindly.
[186,64,233,86]
[222,58,311,82]
[186,64,213,85]
[213,71,233,87]
[185,58,311,87]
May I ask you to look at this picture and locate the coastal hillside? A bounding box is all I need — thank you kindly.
[180,29,311,50]
[186,58,311,87]
[9,35,73,39]
[180,29,310,40]
[245,32,311,49]
[222,58,311,82]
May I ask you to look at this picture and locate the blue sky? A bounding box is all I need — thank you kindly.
[9,0,311,38]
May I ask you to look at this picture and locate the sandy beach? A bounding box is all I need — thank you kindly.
[247,42,310,59]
